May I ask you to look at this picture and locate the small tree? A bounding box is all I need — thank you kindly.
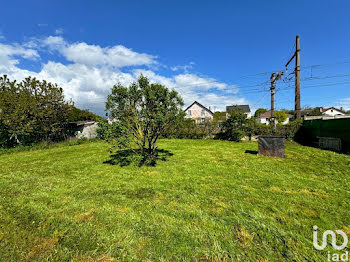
[217,109,247,142]
[254,108,268,118]
[274,111,288,124]
[105,75,184,163]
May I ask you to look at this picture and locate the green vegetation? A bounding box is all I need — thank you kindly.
[0,139,349,261]
[164,119,220,139]
[213,111,226,121]
[216,109,248,141]
[105,75,184,164]
[0,138,97,156]
[0,75,71,147]
[68,106,104,122]
[254,108,268,118]
[274,111,288,124]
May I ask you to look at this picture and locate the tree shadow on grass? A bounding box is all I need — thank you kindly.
[245,150,258,155]
[103,148,173,167]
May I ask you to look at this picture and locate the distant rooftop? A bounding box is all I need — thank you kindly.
[321,107,346,114]
[184,101,213,114]
[226,105,251,113]
[258,110,293,118]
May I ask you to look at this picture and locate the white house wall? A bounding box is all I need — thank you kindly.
[185,103,213,123]
[322,109,345,116]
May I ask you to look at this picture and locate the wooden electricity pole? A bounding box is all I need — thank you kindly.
[270,74,276,125]
[285,35,301,119]
[295,35,301,119]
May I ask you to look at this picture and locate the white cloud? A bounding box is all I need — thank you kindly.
[0,32,5,41]
[133,69,244,111]
[55,28,64,35]
[41,36,157,68]
[0,35,247,115]
[171,61,195,73]
[0,43,39,69]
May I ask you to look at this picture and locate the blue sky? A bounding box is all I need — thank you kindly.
[1,0,350,115]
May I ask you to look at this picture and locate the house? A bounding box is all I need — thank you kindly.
[226,105,252,119]
[321,107,346,116]
[184,101,213,123]
[256,111,293,125]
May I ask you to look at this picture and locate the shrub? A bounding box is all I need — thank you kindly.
[275,120,303,140]
[252,120,303,140]
[274,111,288,124]
[104,75,184,164]
[216,109,247,142]
[0,75,71,147]
[164,119,220,139]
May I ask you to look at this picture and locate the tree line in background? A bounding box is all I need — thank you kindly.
[0,75,101,147]
[1,73,307,164]
[159,110,303,142]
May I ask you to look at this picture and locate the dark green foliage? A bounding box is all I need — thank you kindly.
[215,108,302,141]
[213,111,226,121]
[274,111,288,124]
[96,121,129,151]
[67,106,103,122]
[216,109,247,141]
[163,119,220,139]
[254,108,268,117]
[0,75,71,147]
[276,120,303,140]
[105,75,184,164]
[253,120,303,140]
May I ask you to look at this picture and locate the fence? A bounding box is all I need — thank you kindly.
[302,116,350,153]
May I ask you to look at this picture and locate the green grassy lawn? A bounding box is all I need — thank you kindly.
[0,139,349,261]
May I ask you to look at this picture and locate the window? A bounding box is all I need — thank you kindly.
[201,109,205,116]
[188,110,191,116]
[201,118,205,123]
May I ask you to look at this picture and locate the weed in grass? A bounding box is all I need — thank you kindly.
[234,225,253,246]
[26,237,59,260]
[75,209,94,223]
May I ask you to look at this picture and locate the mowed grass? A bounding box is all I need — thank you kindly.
[0,139,349,261]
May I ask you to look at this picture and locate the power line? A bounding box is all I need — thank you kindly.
[300,60,350,70]
[174,59,350,94]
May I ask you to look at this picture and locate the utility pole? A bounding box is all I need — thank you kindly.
[285,35,301,119]
[295,35,301,119]
[270,74,276,125]
[270,71,284,128]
